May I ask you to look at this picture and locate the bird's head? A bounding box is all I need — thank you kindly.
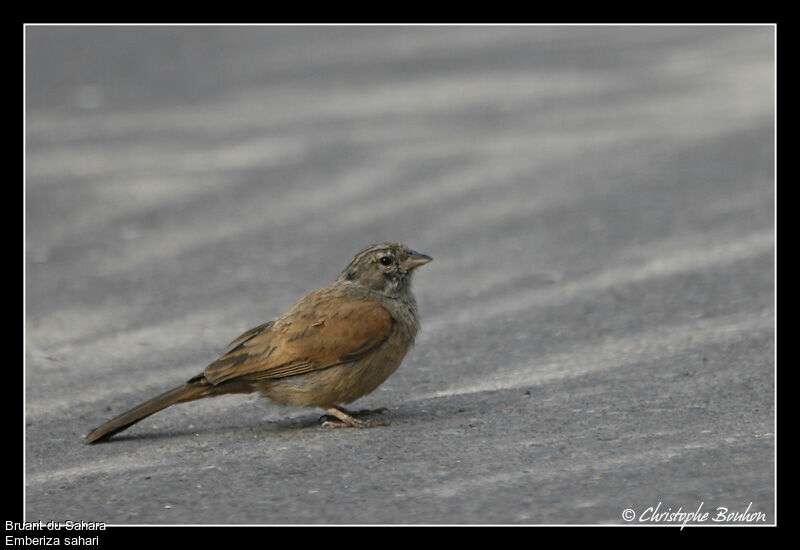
[338,242,433,295]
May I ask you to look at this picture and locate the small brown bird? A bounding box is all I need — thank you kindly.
[85,243,432,444]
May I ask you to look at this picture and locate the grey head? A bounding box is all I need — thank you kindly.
[337,242,433,296]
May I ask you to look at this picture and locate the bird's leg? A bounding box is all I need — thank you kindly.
[318,406,388,428]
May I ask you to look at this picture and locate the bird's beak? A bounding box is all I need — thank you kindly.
[405,250,433,269]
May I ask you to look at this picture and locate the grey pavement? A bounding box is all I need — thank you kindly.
[24,25,775,525]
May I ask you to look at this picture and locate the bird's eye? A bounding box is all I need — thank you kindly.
[380,256,393,266]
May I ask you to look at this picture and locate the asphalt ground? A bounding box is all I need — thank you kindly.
[24,25,775,525]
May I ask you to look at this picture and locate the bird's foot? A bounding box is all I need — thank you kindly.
[318,406,389,429]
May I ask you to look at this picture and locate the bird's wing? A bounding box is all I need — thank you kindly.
[202,290,394,385]
[225,320,276,351]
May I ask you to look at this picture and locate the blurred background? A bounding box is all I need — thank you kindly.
[25,25,774,524]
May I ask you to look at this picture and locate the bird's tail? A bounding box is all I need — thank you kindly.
[85,381,213,444]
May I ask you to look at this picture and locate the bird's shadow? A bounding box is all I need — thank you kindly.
[89,406,434,444]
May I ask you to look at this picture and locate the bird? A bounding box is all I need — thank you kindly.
[85,242,432,444]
